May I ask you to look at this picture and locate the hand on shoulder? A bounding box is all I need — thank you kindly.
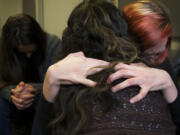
[108,63,178,103]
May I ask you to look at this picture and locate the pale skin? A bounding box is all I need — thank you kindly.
[43,52,109,102]
[43,52,178,104]
[11,81,36,110]
[108,63,178,104]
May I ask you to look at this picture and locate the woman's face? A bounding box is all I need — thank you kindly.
[143,35,168,63]
[17,44,37,58]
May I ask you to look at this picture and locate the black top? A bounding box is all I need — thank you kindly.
[160,58,180,135]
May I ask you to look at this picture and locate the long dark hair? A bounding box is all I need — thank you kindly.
[51,0,141,135]
[0,14,47,86]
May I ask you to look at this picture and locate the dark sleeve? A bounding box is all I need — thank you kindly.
[0,85,16,102]
[37,94,53,135]
[37,34,61,95]
[39,34,62,82]
[160,58,180,134]
[30,83,43,96]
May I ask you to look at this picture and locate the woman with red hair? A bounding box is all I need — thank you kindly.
[108,0,180,134]
[123,0,172,64]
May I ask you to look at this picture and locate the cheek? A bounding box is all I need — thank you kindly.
[156,38,168,53]
[145,39,167,54]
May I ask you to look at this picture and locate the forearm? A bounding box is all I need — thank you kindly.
[43,66,61,103]
[161,71,178,103]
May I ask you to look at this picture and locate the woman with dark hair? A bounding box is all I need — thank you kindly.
[37,0,176,135]
[0,14,61,135]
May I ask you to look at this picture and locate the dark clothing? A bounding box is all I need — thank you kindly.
[37,84,176,135]
[24,56,40,82]
[0,34,61,101]
[0,98,13,135]
[0,34,61,135]
[161,58,180,135]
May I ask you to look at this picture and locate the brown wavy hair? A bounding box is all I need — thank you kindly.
[51,0,143,135]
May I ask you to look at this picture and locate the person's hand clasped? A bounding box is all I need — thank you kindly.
[43,52,109,102]
[108,63,177,104]
[11,81,36,110]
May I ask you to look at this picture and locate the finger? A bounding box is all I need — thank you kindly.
[11,95,24,105]
[24,84,33,88]
[114,63,131,70]
[24,103,33,109]
[11,89,23,97]
[86,66,105,76]
[18,81,25,87]
[21,94,35,100]
[77,78,97,87]
[23,99,34,105]
[130,62,147,67]
[11,89,19,97]
[11,97,25,109]
[88,58,109,67]
[108,69,136,83]
[130,88,148,104]
[111,78,138,92]
[24,87,36,93]
[86,58,109,75]
[15,85,24,93]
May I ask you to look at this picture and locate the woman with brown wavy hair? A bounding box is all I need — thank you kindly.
[37,0,176,135]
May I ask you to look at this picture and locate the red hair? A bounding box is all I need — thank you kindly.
[123,0,172,64]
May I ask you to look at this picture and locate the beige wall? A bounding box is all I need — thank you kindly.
[118,0,180,37]
[0,0,22,29]
[43,0,81,38]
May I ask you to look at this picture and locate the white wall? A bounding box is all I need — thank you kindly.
[0,0,22,29]
[43,0,81,38]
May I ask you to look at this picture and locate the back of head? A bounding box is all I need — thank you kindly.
[52,0,141,135]
[58,0,138,63]
[0,14,46,84]
[123,0,172,64]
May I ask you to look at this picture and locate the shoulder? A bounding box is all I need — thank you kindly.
[46,33,61,48]
[45,33,62,54]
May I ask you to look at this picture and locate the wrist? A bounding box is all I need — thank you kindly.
[43,72,58,103]
[162,71,178,103]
